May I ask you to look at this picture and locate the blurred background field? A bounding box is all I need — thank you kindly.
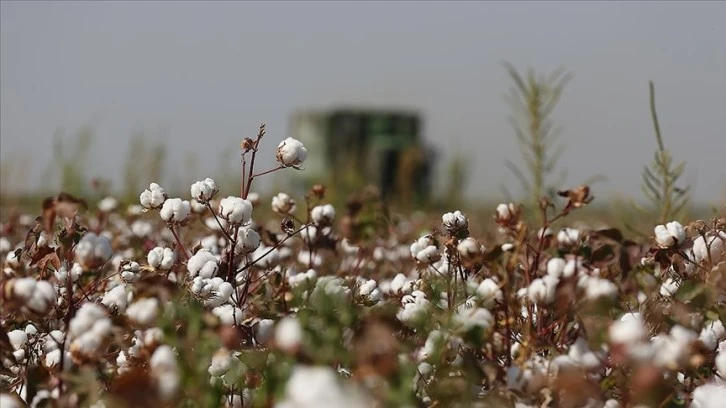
[1,1,725,231]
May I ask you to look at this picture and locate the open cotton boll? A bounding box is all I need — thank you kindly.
[75,233,113,270]
[476,279,503,308]
[126,297,160,326]
[653,221,687,249]
[277,365,369,408]
[97,197,118,213]
[311,204,335,226]
[271,192,296,214]
[527,275,559,305]
[7,278,58,315]
[140,183,168,209]
[150,345,180,402]
[190,178,218,204]
[54,263,83,283]
[218,197,253,226]
[234,227,261,255]
[557,228,580,248]
[275,316,303,354]
[213,304,244,326]
[254,319,275,346]
[147,247,176,270]
[546,257,567,277]
[101,284,128,313]
[276,137,308,168]
[692,231,726,265]
[187,249,219,278]
[457,237,485,260]
[454,307,493,332]
[699,320,726,350]
[442,210,468,235]
[160,198,191,224]
[691,381,726,408]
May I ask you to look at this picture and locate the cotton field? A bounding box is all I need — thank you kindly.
[1,130,726,408]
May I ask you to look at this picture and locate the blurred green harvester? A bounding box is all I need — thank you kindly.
[287,107,437,205]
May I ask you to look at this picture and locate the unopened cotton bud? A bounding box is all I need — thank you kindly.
[276,137,308,168]
[272,193,296,214]
[654,221,686,248]
[219,197,253,226]
[160,198,191,224]
[190,178,218,204]
[140,183,167,209]
[311,204,335,226]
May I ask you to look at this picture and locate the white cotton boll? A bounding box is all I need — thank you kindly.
[0,393,24,408]
[275,316,303,354]
[715,342,726,377]
[0,237,10,254]
[234,227,260,254]
[659,278,680,298]
[454,307,493,332]
[693,231,726,265]
[213,304,244,326]
[501,243,515,252]
[251,245,279,269]
[699,320,726,350]
[22,279,57,315]
[209,348,234,377]
[69,303,108,337]
[254,319,275,346]
[311,204,336,226]
[496,203,517,221]
[75,232,113,270]
[442,210,468,234]
[557,228,580,247]
[150,345,180,402]
[609,313,646,346]
[97,197,118,213]
[205,282,234,307]
[130,220,153,238]
[190,178,218,203]
[457,237,484,259]
[120,261,141,283]
[159,198,191,224]
[54,263,82,283]
[397,293,430,326]
[583,277,618,300]
[527,275,559,305]
[147,247,175,270]
[691,382,726,408]
[389,273,413,295]
[476,279,503,308]
[102,284,128,313]
[126,297,160,326]
[219,197,253,226]
[562,258,583,278]
[272,192,297,214]
[547,257,567,277]
[140,183,167,209]
[187,249,219,278]
[8,330,27,351]
[277,365,369,408]
[276,137,308,167]
[654,221,687,249]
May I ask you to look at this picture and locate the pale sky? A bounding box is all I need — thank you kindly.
[1,1,725,205]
